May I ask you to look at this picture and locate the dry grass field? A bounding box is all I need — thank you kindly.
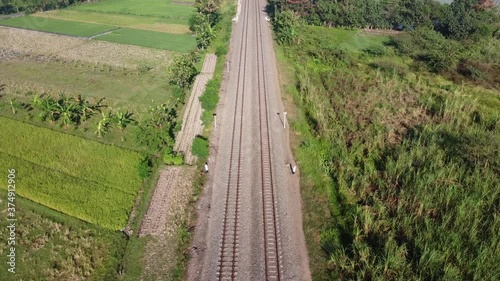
[0,27,175,70]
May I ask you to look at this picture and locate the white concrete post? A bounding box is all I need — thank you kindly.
[283,111,287,129]
[213,113,217,129]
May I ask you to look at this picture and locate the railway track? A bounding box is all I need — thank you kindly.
[216,0,249,278]
[254,0,283,279]
[216,0,283,280]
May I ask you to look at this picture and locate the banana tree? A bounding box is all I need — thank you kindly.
[95,111,111,137]
[76,95,95,121]
[8,99,18,114]
[114,111,135,130]
[36,96,59,121]
[58,103,78,127]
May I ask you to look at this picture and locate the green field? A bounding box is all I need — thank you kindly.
[34,10,190,33]
[0,59,173,109]
[95,27,196,52]
[0,197,125,281]
[0,16,115,36]
[71,0,195,21]
[0,117,143,230]
[0,0,198,51]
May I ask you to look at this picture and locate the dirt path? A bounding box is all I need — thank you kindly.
[139,166,196,280]
[174,54,217,164]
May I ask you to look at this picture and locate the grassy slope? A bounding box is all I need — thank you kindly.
[278,26,500,280]
[0,197,126,281]
[0,117,143,230]
[96,27,196,52]
[0,16,115,36]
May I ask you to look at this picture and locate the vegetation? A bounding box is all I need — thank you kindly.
[95,27,196,51]
[0,16,115,36]
[0,197,126,281]
[167,53,200,89]
[274,15,499,281]
[0,0,80,14]
[190,0,222,49]
[269,0,499,39]
[191,135,209,160]
[34,9,191,33]
[71,0,195,22]
[0,116,143,229]
[199,77,220,125]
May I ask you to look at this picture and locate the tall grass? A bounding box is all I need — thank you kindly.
[279,26,499,280]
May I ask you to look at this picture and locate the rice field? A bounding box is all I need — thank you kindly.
[0,0,197,51]
[0,197,126,280]
[95,27,196,52]
[34,10,190,34]
[0,16,115,37]
[0,27,175,70]
[71,0,195,21]
[0,117,143,230]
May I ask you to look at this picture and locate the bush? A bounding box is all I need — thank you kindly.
[369,58,409,76]
[273,10,299,45]
[363,44,386,57]
[215,45,228,56]
[137,155,153,179]
[199,78,220,112]
[191,135,209,160]
[167,53,199,89]
[164,150,184,165]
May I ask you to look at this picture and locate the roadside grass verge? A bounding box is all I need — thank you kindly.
[0,16,115,36]
[34,10,191,34]
[0,197,126,281]
[71,0,194,22]
[0,117,143,230]
[96,28,196,52]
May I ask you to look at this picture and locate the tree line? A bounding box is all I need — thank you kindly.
[269,0,499,41]
[0,0,87,14]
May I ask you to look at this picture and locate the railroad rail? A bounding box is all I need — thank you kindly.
[216,0,283,279]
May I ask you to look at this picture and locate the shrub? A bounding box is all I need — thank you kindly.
[215,45,228,56]
[164,149,184,165]
[199,78,220,112]
[363,44,386,57]
[369,58,409,76]
[191,135,209,160]
[273,10,299,45]
[137,155,153,179]
[166,53,199,89]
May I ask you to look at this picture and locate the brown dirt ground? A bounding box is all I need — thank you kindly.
[0,27,174,71]
[139,166,196,281]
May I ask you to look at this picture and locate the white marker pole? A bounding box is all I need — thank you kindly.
[213,113,217,129]
[283,111,287,129]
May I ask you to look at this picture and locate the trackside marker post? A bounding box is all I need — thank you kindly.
[283,112,287,129]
